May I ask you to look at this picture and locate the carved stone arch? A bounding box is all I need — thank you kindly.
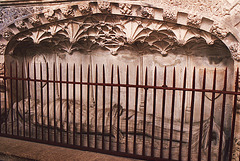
[0,1,238,59]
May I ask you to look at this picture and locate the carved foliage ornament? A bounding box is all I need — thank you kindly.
[229,43,240,61]
[98,1,111,13]
[78,3,92,15]
[163,8,177,22]
[187,14,202,27]
[141,6,154,18]
[210,23,228,39]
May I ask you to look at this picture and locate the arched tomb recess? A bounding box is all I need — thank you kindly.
[0,1,240,159]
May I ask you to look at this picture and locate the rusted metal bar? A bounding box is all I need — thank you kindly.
[87,65,90,147]
[53,63,56,142]
[80,65,83,147]
[169,67,176,160]
[0,75,1,133]
[27,62,31,138]
[207,68,217,161]
[73,64,76,145]
[125,65,129,153]
[2,76,240,95]
[188,67,196,161]
[160,66,167,158]
[10,63,13,135]
[60,64,63,143]
[133,66,139,155]
[4,62,7,134]
[151,67,157,157]
[102,65,106,150]
[22,63,25,137]
[179,67,186,161]
[16,62,19,136]
[229,67,239,161]
[198,68,206,161]
[40,63,44,140]
[142,67,148,156]
[46,63,50,141]
[109,65,113,151]
[95,65,98,149]
[66,63,69,144]
[34,62,37,139]
[117,66,120,152]
[218,68,227,161]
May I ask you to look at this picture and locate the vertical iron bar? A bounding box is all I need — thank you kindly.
[34,62,37,139]
[160,66,167,158]
[80,65,83,147]
[60,64,62,143]
[102,65,106,150]
[22,62,25,137]
[66,63,69,144]
[133,66,139,155]
[229,68,239,161]
[109,65,113,151]
[0,75,1,134]
[151,67,157,157]
[142,67,148,156]
[117,66,120,152]
[4,63,7,134]
[53,63,56,142]
[207,68,217,161]
[16,62,19,136]
[179,67,187,161]
[46,63,50,141]
[87,65,90,147]
[198,68,206,161]
[40,63,43,140]
[95,65,98,149]
[27,63,31,138]
[188,67,196,161]
[169,67,176,160]
[218,68,227,161]
[73,64,76,145]
[125,65,129,153]
[10,63,13,135]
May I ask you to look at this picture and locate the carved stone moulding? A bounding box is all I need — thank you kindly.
[0,1,238,60]
[4,14,227,58]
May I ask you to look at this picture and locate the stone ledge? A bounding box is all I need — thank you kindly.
[0,136,137,161]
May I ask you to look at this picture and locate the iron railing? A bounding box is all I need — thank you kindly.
[0,62,239,161]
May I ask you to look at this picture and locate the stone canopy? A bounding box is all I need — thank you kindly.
[0,0,239,60]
